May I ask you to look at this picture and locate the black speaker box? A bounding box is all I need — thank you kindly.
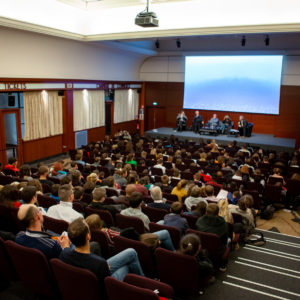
[8,95,15,107]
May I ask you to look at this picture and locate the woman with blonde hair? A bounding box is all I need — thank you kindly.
[218,198,233,224]
[171,179,188,203]
[87,173,99,185]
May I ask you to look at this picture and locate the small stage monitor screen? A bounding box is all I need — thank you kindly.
[183,55,283,114]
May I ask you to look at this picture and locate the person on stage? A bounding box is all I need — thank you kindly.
[220,115,232,134]
[207,113,220,130]
[238,115,248,138]
[176,111,188,132]
[192,111,204,133]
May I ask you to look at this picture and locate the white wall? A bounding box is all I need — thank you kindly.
[0,28,146,81]
[140,55,300,86]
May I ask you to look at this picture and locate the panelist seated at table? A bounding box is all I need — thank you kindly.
[176,111,188,131]
[192,110,204,133]
[238,115,248,137]
[206,113,220,130]
[220,115,233,134]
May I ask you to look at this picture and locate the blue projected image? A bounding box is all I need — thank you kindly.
[183,56,283,114]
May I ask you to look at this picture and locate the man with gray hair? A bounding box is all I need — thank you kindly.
[46,184,83,223]
[148,186,170,211]
[15,204,70,259]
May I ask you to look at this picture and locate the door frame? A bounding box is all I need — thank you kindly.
[0,108,23,167]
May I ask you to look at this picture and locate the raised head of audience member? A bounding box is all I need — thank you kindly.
[179,233,214,280]
[0,184,20,208]
[16,204,70,259]
[38,165,52,185]
[121,192,150,231]
[87,173,99,185]
[73,186,84,202]
[27,179,43,194]
[60,175,72,186]
[196,203,228,248]
[49,184,60,202]
[4,157,19,175]
[51,162,66,177]
[19,164,33,181]
[185,186,208,212]
[103,176,119,191]
[71,170,82,187]
[69,161,78,173]
[75,150,85,166]
[171,179,188,203]
[190,201,207,217]
[291,173,300,181]
[125,153,137,167]
[172,168,181,179]
[21,186,37,205]
[83,181,95,195]
[91,187,106,203]
[163,202,188,235]
[205,185,217,202]
[125,184,136,199]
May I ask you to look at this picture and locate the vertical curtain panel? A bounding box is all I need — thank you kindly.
[23,91,63,141]
[73,90,105,132]
[114,89,139,124]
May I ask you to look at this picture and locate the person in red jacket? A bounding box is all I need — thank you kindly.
[4,157,19,176]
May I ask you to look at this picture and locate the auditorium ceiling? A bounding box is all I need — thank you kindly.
[0,0,299,54]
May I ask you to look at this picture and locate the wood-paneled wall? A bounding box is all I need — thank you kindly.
[111,120,138,137]
[23,135,63,163]
[87,127,106,143]
[145,82,300,147]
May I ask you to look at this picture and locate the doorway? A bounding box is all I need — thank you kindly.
[0,109,23,166]
[105,101,112,136]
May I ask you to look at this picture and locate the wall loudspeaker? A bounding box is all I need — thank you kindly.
[8,95,15,107]
[58,90,64,96]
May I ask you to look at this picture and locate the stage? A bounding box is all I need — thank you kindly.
[145,127,296,153]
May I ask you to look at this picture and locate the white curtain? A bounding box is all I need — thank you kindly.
[23,91,63,141]
[114,89,139,124]
[73,90,105,131]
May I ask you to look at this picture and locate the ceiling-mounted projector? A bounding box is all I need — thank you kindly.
[135,0,159,27]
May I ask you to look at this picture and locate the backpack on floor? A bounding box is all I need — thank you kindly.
[260,205,275,220]
[244,231,266,247]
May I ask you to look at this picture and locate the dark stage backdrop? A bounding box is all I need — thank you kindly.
[144,82,300,147]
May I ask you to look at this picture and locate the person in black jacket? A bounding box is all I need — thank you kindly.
[192,110,204,133]
[176,111,188,132]
[238,115,248,138]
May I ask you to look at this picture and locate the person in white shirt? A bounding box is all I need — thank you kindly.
[47,184,83,223]
[153,158,166,175]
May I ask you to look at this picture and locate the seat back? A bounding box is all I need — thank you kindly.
[0,205,21,234]
[37,194,58,209]
[43,215,69,235]
[50,258,100,300]
[286,179,300,196]
[116,214,145,234]
[72,201,85,214]
[242,190,261,209]
[154,248,200,295]
[265,184,282,203]
[90,229,112,259]
[149,222,180,249]
[163,193,178,202]
[151,167,163,176]
[183,214,198,229]
[231,212,243,223]
[85,207,114,228]
[105,276,159,300]
[143,206,168,223]
[0,236,17,282]
[268,176,284,185]
[106,188,119,197]
[114,235,155,277]
[5,240,55,297]
[124,274,174,299]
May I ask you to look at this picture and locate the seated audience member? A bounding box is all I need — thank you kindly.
[185,186,208,212]
[207,114,220,130]
[89,187,125,217]
[120,192,150,231]
[125,153,137,167]
[4,157,19,175]
[0,184,21,208]
[163,202,189,236]
[153,158,166,174]
[159,175,173,194]
[113,168,128,187]
[220,115,232,134]
[83,181,96,195]
[268,168,286,185]
[101,176,121,195]
[75,150,86,167]
[148,186,171,211]
[49,184,60,202]
[20,186,45,211]
[184,201,207,217]
[86,214,120,246]
[46,184,83,223]
[218,198,233,224]
[232,170,243,181]
[38,165,54,187]
[16,204,70,259]
[171,180,188,203]
[50,162,67,179]
[60,175,73,186]
[86,173,100,186]
[19,164,33,181]
[229,195,255,228]
[205,185,218,203]
[68,161,79,175]
[238,115,248,138]
[176,111,188,132]
[60,218,144,298]
[71,170,83,187]
[196,203,228,249]
[73,186,87,207]
[192,110,204,133]
[134,179,149,197]
[179,233,214,282]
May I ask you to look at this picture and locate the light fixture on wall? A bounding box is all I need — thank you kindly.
[176,39,181,48]
[155,39,160,49]
[265,35,270,46]
[241,36,246,47]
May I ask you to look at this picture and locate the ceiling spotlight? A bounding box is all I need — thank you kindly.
[241,36,246,47]
[176,39,181,48]
[155,39,160,49]
[265,35,270,46]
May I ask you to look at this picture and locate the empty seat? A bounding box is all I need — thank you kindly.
[37,194,58,209]
[116,214,145,234]
[43,215,69,234]
[142,206,168,223]
[85,207,114,228]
